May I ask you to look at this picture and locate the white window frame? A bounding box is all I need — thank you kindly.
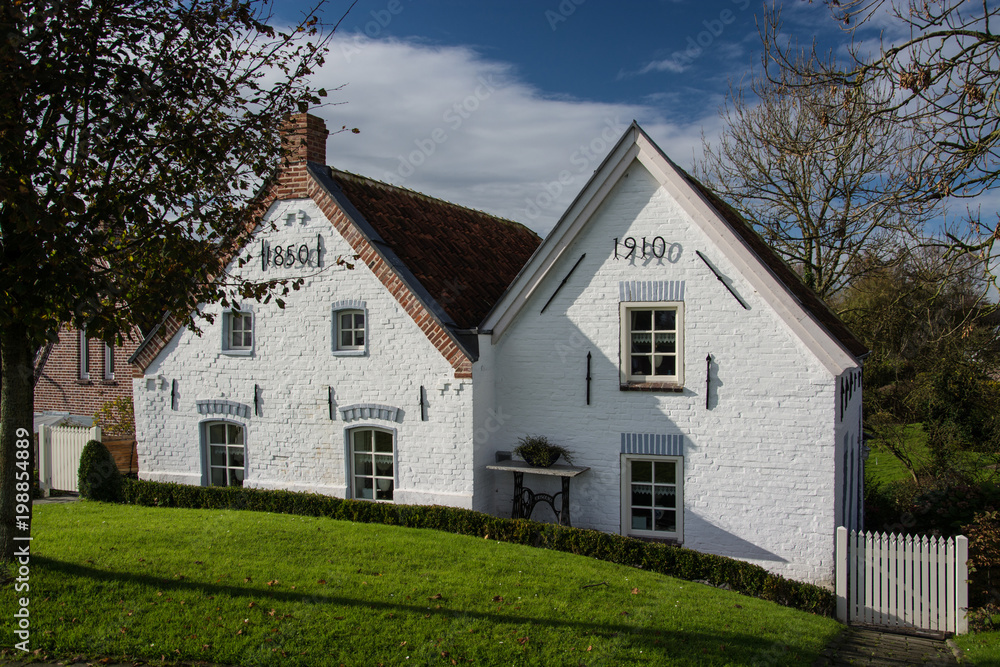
[621,454,683,541]
[348,426,396,502]
[221,308,254,356]
[78,329,90,380]
[204,420,247,487]
[331,301,368,357]
[103,342,115,381]
[620,301,684,385]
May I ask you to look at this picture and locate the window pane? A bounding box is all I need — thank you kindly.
[355,477,374,499]
[655,356,676,376]
[354,313,364,328]
[632,508,652,531]
[655,509,676,533]
[211,468,226,486]
[632,460,652,482]
[210,445,226,466]
[209,424,225,444]
[374,431,393,452]
[241,332,252,348]
[654,487,676,508]
[631,333,651,353]
[228,425,243,445]
[654,462,676,484]
[631,310,651,330]
[231,469,244,488]
[354,453,373,476]
[654,333,675,353]
[631,483,652,506]
[631,356,652,376]
[340,313,352,329]
[354,332,365,346]
[353,429,372,452]
[374,454,393,477]
[229,447,244,468]
[375,478,393,501]
[654,310,676,330]
[341,331,353,348]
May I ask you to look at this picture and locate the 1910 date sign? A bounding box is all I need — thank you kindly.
[613,236,682,263]
[261,234,322,271]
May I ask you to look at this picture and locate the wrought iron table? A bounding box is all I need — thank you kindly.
[486,460,591,527]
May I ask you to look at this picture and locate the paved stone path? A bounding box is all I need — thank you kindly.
[813,627,962,666]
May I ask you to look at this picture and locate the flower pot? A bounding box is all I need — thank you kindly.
[523,450,560,468]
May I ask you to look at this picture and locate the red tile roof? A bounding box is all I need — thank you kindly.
[325,168,542,330]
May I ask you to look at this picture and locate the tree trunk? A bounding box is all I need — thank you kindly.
[0,324,37,563]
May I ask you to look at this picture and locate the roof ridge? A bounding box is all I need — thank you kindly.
[327,166,539,236]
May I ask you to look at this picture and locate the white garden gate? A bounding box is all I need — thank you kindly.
[37,424,101,494]
[835,526,968,635]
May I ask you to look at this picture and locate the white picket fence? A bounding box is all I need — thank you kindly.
[836,526,968,635]
[37,424,101,494]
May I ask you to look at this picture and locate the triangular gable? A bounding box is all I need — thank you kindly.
[482,122,866,376]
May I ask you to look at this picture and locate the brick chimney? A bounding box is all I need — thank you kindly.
[274,113,329,199]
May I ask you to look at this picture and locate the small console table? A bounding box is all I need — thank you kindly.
[486,460,591,527]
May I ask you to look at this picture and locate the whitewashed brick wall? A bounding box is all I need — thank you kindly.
[134,199,476,507]
[484,162,848,586]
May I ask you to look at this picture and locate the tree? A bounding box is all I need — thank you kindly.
[762,1,1000,291]
[0,0,347,561]
[698,54,934,299]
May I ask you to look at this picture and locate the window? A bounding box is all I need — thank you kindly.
[331,301,368,356]
[622,456,682,540]
[207,422,245,487]
[221,309,254,355]
[350,427,394,501]
[78,329,89,380]
[620,302,683,385]
[103,343,115,381]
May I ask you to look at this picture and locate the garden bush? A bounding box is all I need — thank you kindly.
[120,478,835,616]
[78,440,122,502]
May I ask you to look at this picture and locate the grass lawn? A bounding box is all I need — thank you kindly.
[865,424,929,486]
[955,630,1000,664]
[1,502,843,666]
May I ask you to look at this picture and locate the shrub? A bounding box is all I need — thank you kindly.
[964,511,1000,609]
[120,479,834,616]
[513,435,573,467]
[78,440,122,502]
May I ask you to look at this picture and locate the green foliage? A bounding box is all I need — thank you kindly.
[92,396,135,437]
[513,435,573,467]
[78,440,122,502]
[965,511,1000,610]
[120,479,835,616]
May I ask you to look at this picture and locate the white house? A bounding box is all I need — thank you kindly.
[132,114,865,587]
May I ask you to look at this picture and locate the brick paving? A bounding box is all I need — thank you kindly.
[813,627,961,666]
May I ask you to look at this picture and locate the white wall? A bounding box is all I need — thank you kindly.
[487,161,845,585]
[133,198,476,507]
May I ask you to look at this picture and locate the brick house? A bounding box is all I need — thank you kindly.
[132,114,865,586]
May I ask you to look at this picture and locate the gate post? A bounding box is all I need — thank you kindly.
[38,424,52,497]
[836,526,848,623]
[956,535,969,635]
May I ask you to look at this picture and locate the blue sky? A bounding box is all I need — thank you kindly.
[271,1,869,234]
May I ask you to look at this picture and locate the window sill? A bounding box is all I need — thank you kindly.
[630,534,682,547]
[100,379,117,386]
[75,379,92,386]
[221,349,254,357]
[331,349,366,357]
[620,382,684,393]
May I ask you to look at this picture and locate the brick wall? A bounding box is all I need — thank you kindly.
[35,325,142,430]
[133,198,477,507]
[480,161,850,586]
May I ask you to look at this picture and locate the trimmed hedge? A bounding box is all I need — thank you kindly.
[78,440,123,502]
[120,478,835,616]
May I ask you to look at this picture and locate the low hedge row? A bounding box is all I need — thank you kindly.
[120,478,835,616]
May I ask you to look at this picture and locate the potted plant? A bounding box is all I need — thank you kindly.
[513,435,573,468]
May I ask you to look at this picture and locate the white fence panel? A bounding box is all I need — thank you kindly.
[835,526,969,635]
[38,424,101,493]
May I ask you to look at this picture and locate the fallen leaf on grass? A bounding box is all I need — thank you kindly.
[245,576,252,583]
[492,595,503,602]
[317,579,327,584]
[266,579,278,587]
[630,588,639,594]
[517,637,528,645]
[429,594,443,600]
[248,601,256,608]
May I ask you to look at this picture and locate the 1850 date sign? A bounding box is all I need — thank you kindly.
[613,236,681,263]
[261,234,322,271]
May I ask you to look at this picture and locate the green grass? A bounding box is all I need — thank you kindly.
[955,630,1000,665]
[1,502,842,666]
[865,424,929,486]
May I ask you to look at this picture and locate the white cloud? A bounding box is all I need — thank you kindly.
[308,35,715,234]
